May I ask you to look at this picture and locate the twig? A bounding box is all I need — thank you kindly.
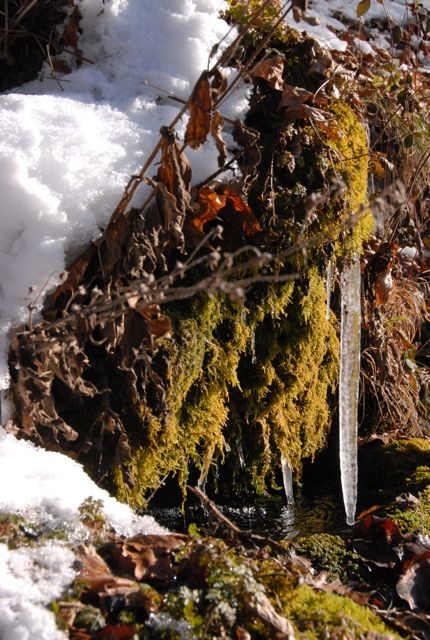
[188,485,289,553]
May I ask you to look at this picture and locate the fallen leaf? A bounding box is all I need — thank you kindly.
[252,54,285,91]
[185,71,212,149]
[94,625,136,640]
[397,552,430,610]
[107,534,187,587]
[280,85,328,121]
[211,110,227,168]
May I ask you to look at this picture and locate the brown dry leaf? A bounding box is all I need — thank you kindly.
[252,54,285,91]
[185,71,212,149]
[52,59,72,75]
[374,269,394,305]
[190,186,228,235]
[155,127,193,248]
[109,534,187,586]
[280,85,328,122]
[211,110,227,168]
[75,545,139,594]
[140,305,172,339]
[49,245,94,305]
[397,552,430,610]
[62,22,79,49]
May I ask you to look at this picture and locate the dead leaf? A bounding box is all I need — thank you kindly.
[245,592,295,639]
[252,54,285,91]
[211,110,227,168]
[94,625,137,640]
[185,71,212,149]
[221,189,262,236]
[140,305,172,339]
[279,85,328,121]
[107,534,187,586]
[62,22,79,49]
[397,552,430,611]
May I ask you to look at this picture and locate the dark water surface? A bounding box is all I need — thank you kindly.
[145,488,347,540]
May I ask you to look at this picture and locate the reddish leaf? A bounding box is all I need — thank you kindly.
[94,625,136,640]
[221,189,262,236]
[62,22,79,49]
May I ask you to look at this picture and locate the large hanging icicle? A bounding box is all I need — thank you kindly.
[339,252,361,525]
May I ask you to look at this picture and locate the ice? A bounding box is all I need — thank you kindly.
[339,252,361,525]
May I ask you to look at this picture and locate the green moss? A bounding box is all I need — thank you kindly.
[293,533,362,583]
[114,270,339,506]
[326,100,373,252]
[388,486,430,536]
[279,584,398,639]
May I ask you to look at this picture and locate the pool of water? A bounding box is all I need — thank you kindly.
[145,488,347,540]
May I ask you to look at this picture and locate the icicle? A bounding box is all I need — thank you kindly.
[339,252,361,525]
[281,454,294,504]
[325,258,333,320]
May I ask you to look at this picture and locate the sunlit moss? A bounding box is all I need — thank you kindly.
[114,272,339,506]
[293,533,362,583]
[327,100,373,251]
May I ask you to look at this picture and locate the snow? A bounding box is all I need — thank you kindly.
[0,543,75,640]
[0,426,166,639]
[285,0,430,54]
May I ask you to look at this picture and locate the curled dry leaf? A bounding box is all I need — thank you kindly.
[222,190,262,236]
[185,186,261,245]
[140,304,172,339]
[397,552,430,611]
[185,71,212,149]
[252,54,285,91]
[211,110,227,168]
[280,85,328,122]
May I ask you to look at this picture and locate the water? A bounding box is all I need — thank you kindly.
[145,489,346,540]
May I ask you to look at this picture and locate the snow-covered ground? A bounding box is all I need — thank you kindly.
[0,426,166,640]
[285,0,430,53]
